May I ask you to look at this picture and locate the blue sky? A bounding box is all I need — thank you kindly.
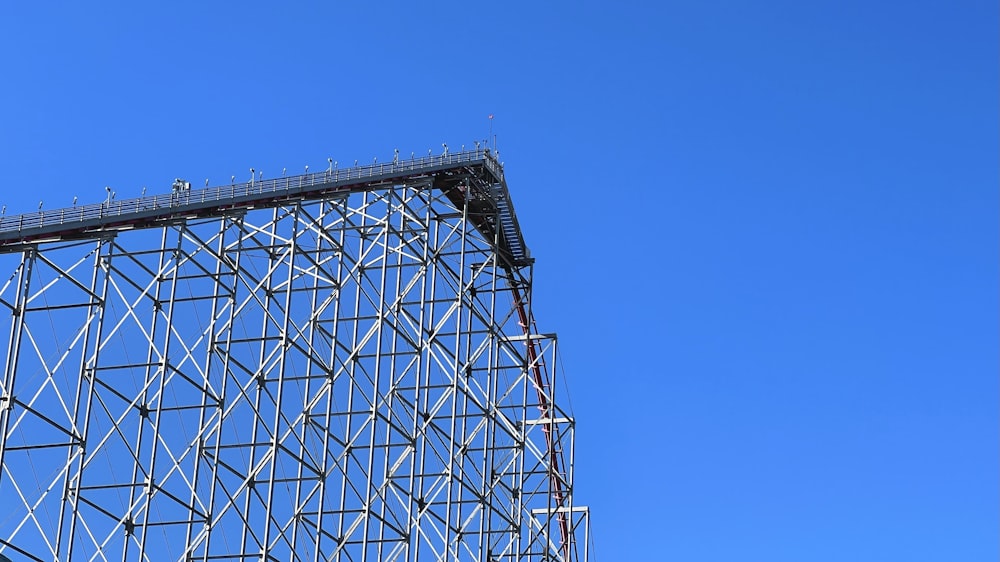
[0,2,996,560]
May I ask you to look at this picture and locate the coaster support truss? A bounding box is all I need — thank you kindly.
[0,149,588,561]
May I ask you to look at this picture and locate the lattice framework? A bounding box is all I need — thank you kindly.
[0,164,589,561]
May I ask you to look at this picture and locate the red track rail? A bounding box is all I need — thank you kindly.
[507,274,572,561]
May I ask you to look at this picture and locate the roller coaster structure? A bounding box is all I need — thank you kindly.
[0,147,590,561]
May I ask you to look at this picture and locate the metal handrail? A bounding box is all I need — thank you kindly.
[0,148,503,235]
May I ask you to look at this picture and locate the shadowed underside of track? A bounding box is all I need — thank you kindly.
[0,149,531,268]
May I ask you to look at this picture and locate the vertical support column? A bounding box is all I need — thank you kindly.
[124,225,168,559]
[361,185,392,560]
[185,214,239,558]
[68,235,117,561]
[201,213,244,561]
[314,195,347,561]
[261,201,298,556]
[0,247,33,484]
[136,223,187,559]
[377,187,400,559]
[408,182,434,562]
[337,189,368,551]
[56,239,108,560]
[444,181,470,560]
[242,205,282,555]
[479,204,503,561]
[291,201,322,557]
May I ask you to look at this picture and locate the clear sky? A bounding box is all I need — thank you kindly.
[0,2,996,560]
